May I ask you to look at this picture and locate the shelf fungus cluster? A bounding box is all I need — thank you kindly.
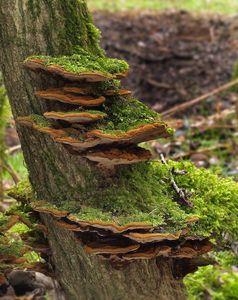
[16,52,213,266]
[32,202,212,268]
[17,54,172,168]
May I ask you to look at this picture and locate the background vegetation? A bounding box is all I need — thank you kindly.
[88,0,238,14]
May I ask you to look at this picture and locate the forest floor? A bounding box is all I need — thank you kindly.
[93,10,238,179]
[2,10,238,299]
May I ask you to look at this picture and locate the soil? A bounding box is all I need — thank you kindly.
[93,10,238,111]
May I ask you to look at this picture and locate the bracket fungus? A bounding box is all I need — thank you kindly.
[44,110,107,124]
[63,86,132,97]
[16,50,216,267]
[36,89,106,106]
[84,243,140,255]
[24,57,128,82]
[88,122,170,145]
[28,201,213,266]
[123,231,182,243]
[19,51,172,166]
[16,116,66,139]
[83,147,152,166]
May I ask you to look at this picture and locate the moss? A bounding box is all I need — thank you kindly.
[57,0,104,56]
[10,159,238,241]
[98,79,121,92]
[169,160,238,240]
[51,160,238,240]
[27,48,128,75]
[184,251,238,300]
[74,207,165,226]
[31,114,51,128]
[0,213,9,230]
[98,96,172,133]
[27,0,41,20]
[0,209,43,275]
[0,237,25,257]
[8,179,35,204]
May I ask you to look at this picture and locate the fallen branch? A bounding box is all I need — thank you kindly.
[162,79,238,118]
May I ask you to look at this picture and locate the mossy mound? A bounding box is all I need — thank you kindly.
[8,179,35,204]
[26,48,128,76]
[98,96,171,133]
[64,160,238,241]
[184,251,238,300]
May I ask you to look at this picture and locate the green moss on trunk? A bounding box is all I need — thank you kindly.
[11,161,238,245]
[57,0,104,56]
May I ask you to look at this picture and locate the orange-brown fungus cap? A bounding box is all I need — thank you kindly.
[36,89,105,106]
[88,123,171,145]
[63,86,91,95]
[122,245,171,260]
[24,58,127,82]
[63,86,131,97]
[44,111,106,124]
[104,89,132,96]
[84,147,152,166]
[67,217,153,234]
[124,231,182,243]
[54,220,79,230]
[84,243,140,255]
[54,135,101,150]
[16,116,66,138]
[33,206,68,217]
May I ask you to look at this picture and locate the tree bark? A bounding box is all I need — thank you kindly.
[0,1,187,299]
[43,215,186,300]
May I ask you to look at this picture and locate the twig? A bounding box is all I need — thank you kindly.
[147,78,171,89]
[2,158,20,184]
[162,78,238,118]
[155,147,193,208]
[172,143,230,160]
[6,144,21,155]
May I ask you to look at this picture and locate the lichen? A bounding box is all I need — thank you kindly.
[27,47,128,75]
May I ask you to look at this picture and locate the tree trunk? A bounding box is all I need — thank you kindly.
[0,1,187,299]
